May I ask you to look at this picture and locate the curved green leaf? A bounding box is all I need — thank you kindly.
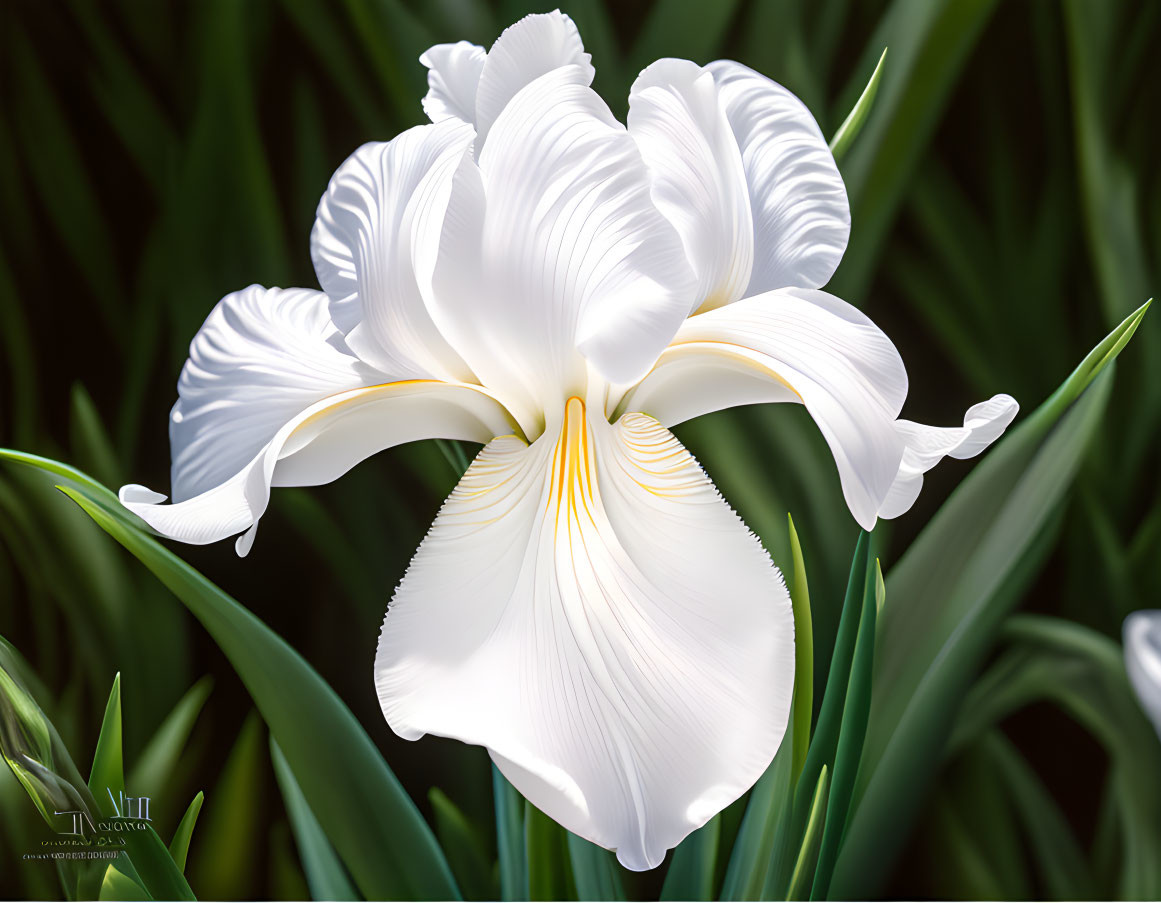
[272,739,358,901]
[493,765,527,901]
[568,832,626,901]
[661,814,720,901]
[787,514,813,784]
[830,305,1148,897]
[828,48,888,162]
[787,766,829,901]
[168,791,203,875]
[128,677,211,798]
[430,787,496,901]
[810,557,878,899]
[88,673,124,814]
[53,483,459,900]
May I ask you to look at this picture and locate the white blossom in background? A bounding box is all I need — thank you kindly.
[1125,610,1161,739]
[121,11,1017,870]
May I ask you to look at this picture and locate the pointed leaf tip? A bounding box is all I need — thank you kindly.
[829,47,888,162]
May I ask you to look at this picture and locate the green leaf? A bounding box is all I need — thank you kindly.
[128,677,212,799]
[119,823,196,901]
[828,48,888,162]
[754,535,871,901]
[278,0,389,135]
[809,556,877,899]
[68,384,121,491]
[493,765,527,901]
[829,305,1149,898]
[794,533,870,817]
[52,482,459,900]
[661,815,720,901]
[272,739,358,902]
[168,791,203,875]
[787,514,813,785]
[568,832,626,901]
[88,673,124,813]
[525,800,573,901]
[786,766,829,902]
[628,0,743,82]
[1,637,193,901]
[99,862,150,901]
[191,712,266,899]
[955,615,1161,897]
[0,450,129,524]
[830,0,1003,301]
[980,731,1096,900]
[430,787,496,901]
[8,28,125,334]
[720,730,794,900]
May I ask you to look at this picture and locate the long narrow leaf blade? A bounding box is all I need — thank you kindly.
[494,765,527,901]
[88,673,124,811]
[54,484,459,900]
[787,766,829,901]
[787,514,813,784]
[661,815,720,901]
[810,558,878,899]
[168,791,204,874]
[272,739,358,901]
[828,48,888,162]
[568,832,626,901]
[830,306,1148,896]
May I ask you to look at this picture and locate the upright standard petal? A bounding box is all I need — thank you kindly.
[429,68,695,436]
[877,394,1019,519]
[167,285,376,502]
[376,399,793,871]
[473,10,594,151]
[1125,611,1161,740]
[420,41,486,124]
[620,288,907,530]
[628,59,754,314]
[123,380,516,556]
[311,120,475,382]
[707,61,849,295]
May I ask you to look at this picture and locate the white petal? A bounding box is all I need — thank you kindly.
[707,61,849,293]
[620,288,907,530]
[122,381,516,555]
[877,394,1019,519]
[1125,611,1161,738]
[428,68,695,436]
[473,11,594,151]
[951,394,1021,459]
[168,285,377,502]
[311,121,475,381]
[628,59,753,314]
[376,399,793,870]
[420,41,486,124]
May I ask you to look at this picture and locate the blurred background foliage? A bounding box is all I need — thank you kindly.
[0,0,1157,899]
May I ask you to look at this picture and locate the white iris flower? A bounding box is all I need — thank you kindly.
[121,11,1017,870]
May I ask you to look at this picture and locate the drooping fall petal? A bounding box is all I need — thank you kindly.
[620,288,907,529]
[123,283,514,554]
[375,399,793,870]
[877,394,1019,519]
[168,285,377,502]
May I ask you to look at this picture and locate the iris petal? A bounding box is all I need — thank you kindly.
[376,400,793,870]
